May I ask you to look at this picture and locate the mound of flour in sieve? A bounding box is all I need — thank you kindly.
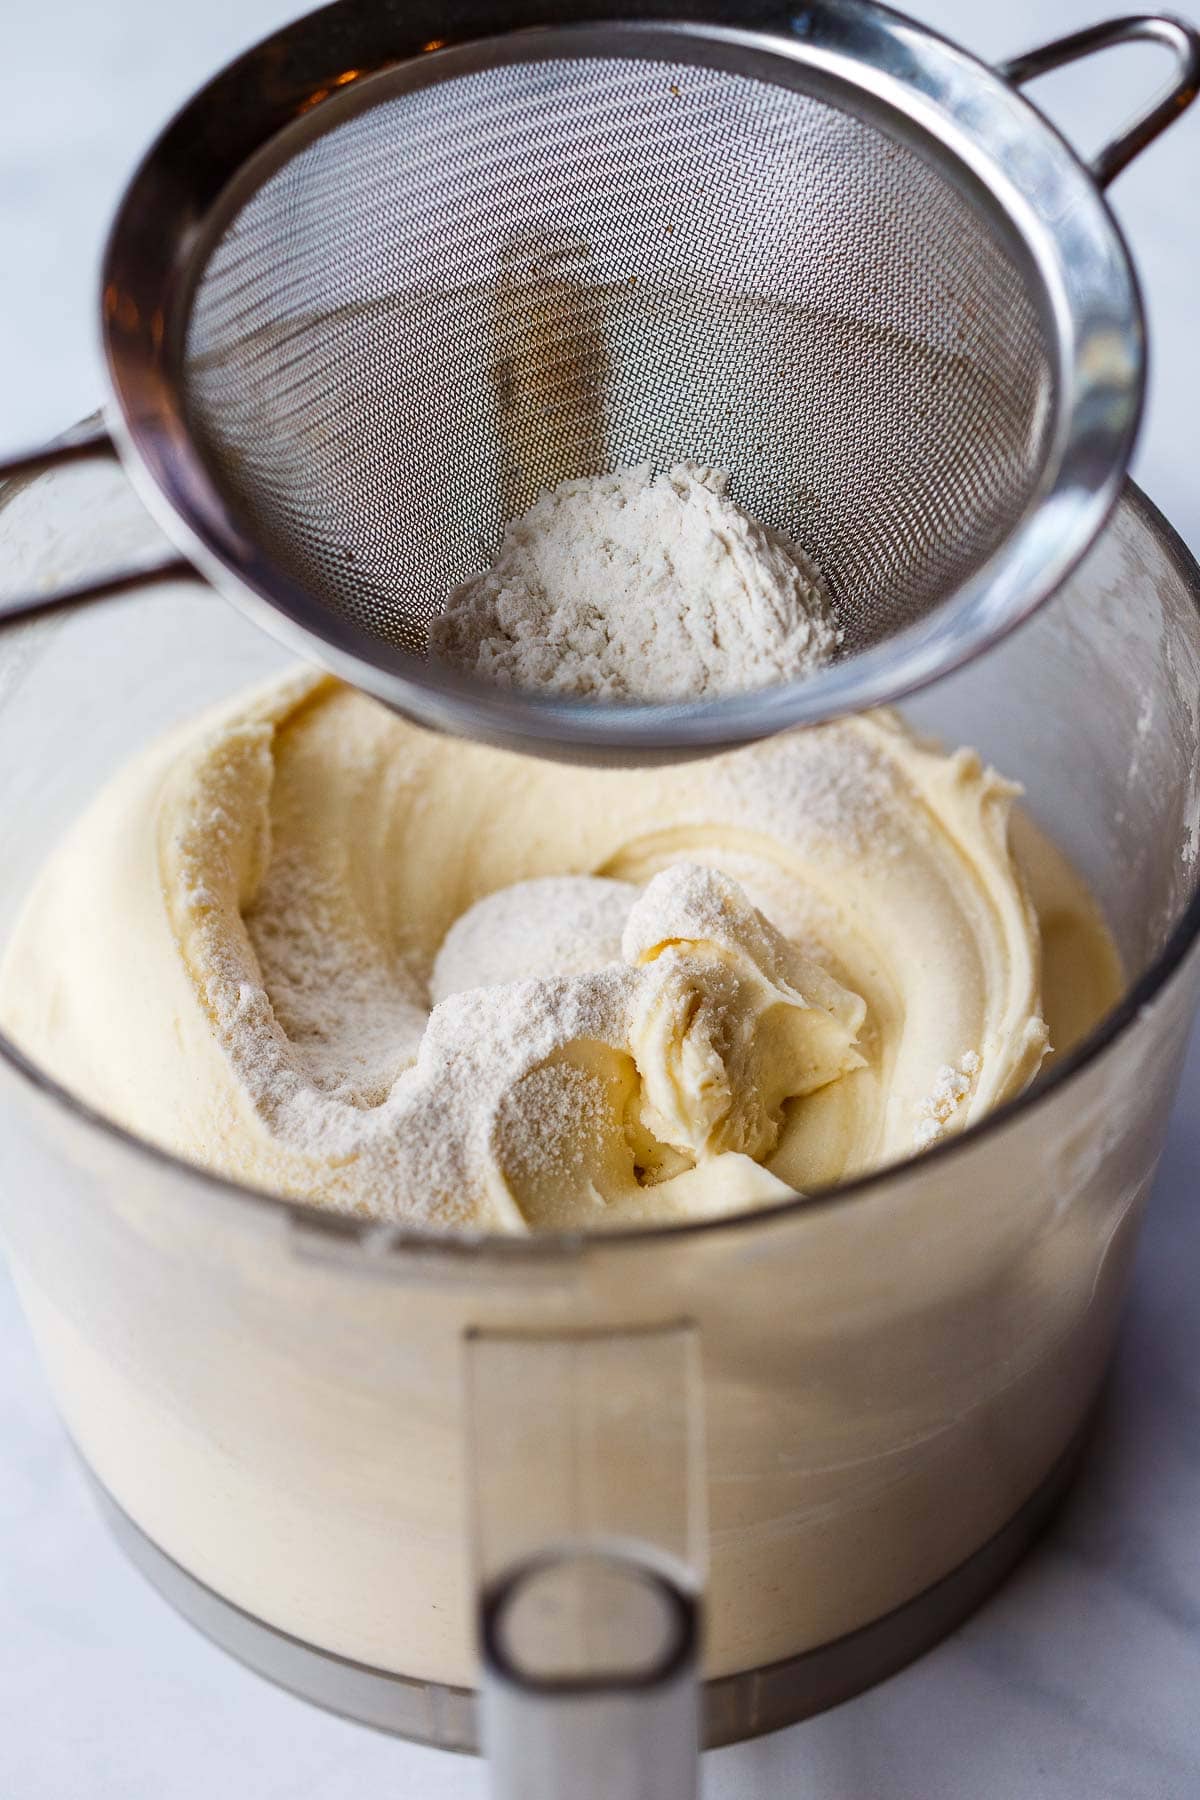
[428,463,841,700]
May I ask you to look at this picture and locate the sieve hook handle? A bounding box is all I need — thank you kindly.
[0,418,194,626]
[1001,14,1200,187]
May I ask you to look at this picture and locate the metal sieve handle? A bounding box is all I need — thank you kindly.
[1001,14,1200,187]
[0,419,192,624]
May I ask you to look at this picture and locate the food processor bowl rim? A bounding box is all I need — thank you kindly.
[1,485,1197,1260]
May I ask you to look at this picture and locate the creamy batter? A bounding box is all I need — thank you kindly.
[0,671,1121,1230]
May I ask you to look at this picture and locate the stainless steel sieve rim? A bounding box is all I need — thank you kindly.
[100,2,1200,756]
[0,2,1197,762]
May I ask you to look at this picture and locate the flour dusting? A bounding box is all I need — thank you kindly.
[429,463,840,700]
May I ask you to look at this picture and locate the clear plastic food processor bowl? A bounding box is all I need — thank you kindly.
[0,458,1198,1763]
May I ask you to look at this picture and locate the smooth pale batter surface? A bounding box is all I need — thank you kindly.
[0,672,1121,1230]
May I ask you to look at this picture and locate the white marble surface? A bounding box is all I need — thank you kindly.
[2,3,1200,1795]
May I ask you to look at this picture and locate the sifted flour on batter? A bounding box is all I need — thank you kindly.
[429,462,841,699]
[431,876,635,1000]
[0,672,1124,1232]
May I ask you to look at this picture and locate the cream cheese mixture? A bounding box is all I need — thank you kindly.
[0,671,1121,1230]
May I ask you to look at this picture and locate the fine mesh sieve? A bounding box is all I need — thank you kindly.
[1,2,1197,762]
[184,54,1051,665]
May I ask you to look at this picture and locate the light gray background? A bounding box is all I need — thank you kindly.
[2,3,1199,1796]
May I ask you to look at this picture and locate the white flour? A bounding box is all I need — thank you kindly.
[913,1050,982,1148]
[431,875,636,1002]
[234,851,859,1226]
[429,463,841,700]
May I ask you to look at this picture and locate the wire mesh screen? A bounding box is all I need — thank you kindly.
[183,53,1053,666]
